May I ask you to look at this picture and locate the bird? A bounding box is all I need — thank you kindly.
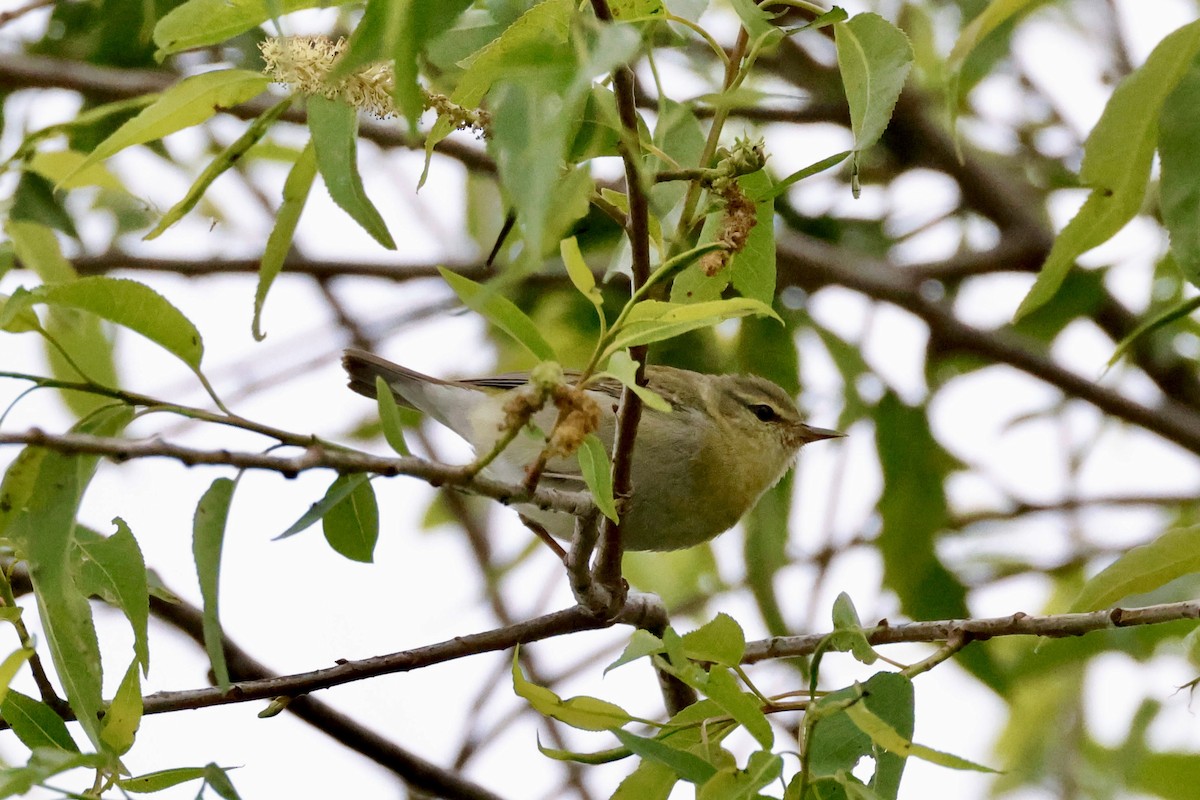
[343,348,842,551]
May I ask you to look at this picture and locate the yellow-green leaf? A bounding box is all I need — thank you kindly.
[513,651,631,731]
[1070,525,1200,612]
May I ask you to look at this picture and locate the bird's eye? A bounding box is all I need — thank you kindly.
[749,403,778,423]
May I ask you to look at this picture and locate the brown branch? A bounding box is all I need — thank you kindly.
[0,53,495,175]
[744,600,1200,663]
[58,254,489,282]
[951,494,1199,528]
[776,234,1200,456]
[0,429,594,516]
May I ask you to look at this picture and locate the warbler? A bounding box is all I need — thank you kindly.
[343,348,842,551]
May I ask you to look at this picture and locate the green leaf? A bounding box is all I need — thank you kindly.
[1106,295,1200,368]
[307,95,396,249]
[702,666,772,749]
[829,592,878,665]
[606,298,780,355]
[145,97,292,240]
[75,518,150,673]
[512,651,632,731]
[1015,19,1200,319]
[613,729,716,784]
[255,141,317,341]
[765,150,852,200]
[5,405,132,750]
[844,700,996,772]
[1070,525,1200,612]
[611,760,677,800]
[835,13,913,152]
[946,0,1040,83]
[605,629,665,674]
[697,751,782,800]
[681,613,745,667]
[28,276,204,369]
[0,650,33,707]
[202,763,243,800]
[422,0,574,179]
[438,267,557,361]
[0,447,48,541]
[321,474,379,563]
[729,171,776,306]
[0,749,103,797]
[808,672,915,798]
[560,236,601,303]
[28,150,123,191]
[0,691,79,753]
[277,473,372,540]
[599,351,672,413]
[119,766,209,793]
[10,171,77,239]
[577,433,619,523]
[153,0,332,55]
[0,292,43,334]
[66,70,270,182]
[99,658,142,756]
[610,0,665,20]
[193,477,235,690]
[375,376,412,456]
[1160,53,1200,288]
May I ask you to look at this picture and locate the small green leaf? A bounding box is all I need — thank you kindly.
[153,0,329,55]
[697,751,782,800]
[307,95,396,250]
[729,171,776,306]
[844,700,996,772]
[512,651,632,731]
[375,376,412,456]
[808,672,915,795]
[193,477,235,690]
[438,267,557,361]
[609,0,665,19]
[1,691,79,753]
[99,659,142,756]
[829,592,878,665]
[202,763,244,800]
[255,141,317,341]
[276,473,372,540]
[66,70,269,182]
[28,150,123,191]
[1071,525,1200,612]
[119,766,210,793]
[0,649,33,706]
[0,447,48,542]
[75,518,150,672]
[1160,53,1200,288]
[835,13,913,153]
[605,629,665,674]
[29,276,204,369]
[577,434,619,523]
[606,298,780,355]
[613,729,716,784]
[145,97,291,240]
[599,351,672,413]
[321,474,379,563]
[560,236,600,302]
[1015,19,1200,319]
[0,292,43,334]
[681,613,745,667]
[765,150,852,200]
[702,666,772,749]
[1106,295,1200,368]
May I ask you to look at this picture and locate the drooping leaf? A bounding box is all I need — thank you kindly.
[276,473,372,540]
[321,474,379,563]
[307,95,396,249]
[1159,53,1200,288]
[1070,526,1200,612]
[75,517,150,673]
[701,666,772,749]
[438,267,557,361]
[0,649,33,707]
[835,13,914,153]
[145,97,292,240]
[66,70,270,181]
[26,276,204,369]
[0,691,79,753]
[255,141,317,341]
[1015,19,1200,319]
[193,477,235,690]
[577,433,619,523]
[512,651,632,731]
[99,659,142,756]
[153,0,333,55]
[4,405,132,750]
[599,351,672,413]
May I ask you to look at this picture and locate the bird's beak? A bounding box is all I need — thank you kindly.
[796,424,845,444]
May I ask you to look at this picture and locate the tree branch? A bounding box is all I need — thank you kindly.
[744,600,1200,663]
[0,429,594,516]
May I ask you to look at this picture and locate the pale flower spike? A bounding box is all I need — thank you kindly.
[258,36,490,134]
